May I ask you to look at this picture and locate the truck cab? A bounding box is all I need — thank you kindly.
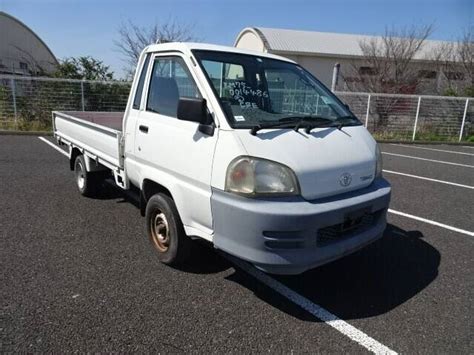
[54,42,391,275]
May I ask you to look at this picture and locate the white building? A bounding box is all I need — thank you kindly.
[235,27,459,92]
[0,11,58,75]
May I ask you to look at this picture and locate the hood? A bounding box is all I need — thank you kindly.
[234,126,377,200]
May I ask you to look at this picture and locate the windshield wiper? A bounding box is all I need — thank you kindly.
[305,115,361,133]
[278,115,335,134]
[249,115,360,135]
[249,116,328,135]
[282,116,340,133]
[249,120,297,136]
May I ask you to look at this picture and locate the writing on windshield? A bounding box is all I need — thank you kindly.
[193,50,353,128]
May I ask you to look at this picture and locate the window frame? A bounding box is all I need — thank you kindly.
[143,53,204,119]
[418,70,437,80]
[132,53,151,110]
[358,66,378,76]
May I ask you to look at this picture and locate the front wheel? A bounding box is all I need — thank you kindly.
[145,193,191,265]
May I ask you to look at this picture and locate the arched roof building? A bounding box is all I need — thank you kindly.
[235,27,454,91]
[0,11,58,75]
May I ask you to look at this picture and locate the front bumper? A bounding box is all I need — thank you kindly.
[211,178,391,275]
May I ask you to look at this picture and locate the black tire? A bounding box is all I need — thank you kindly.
[73,155,103,197]
[145,193,191,265]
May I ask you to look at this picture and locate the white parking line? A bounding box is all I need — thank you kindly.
[38,137,69,157]
[227,256,397,355]
[389,144,474,156]
[388,209,474,237]
[382,152,474,168]
[383,170,474,189]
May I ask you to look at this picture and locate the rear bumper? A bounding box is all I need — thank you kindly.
[211,178,391,275]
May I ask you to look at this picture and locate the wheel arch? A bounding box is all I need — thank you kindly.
[141,179,174,216]
[69,147,82,171]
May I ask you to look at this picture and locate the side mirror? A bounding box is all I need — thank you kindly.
[177,97,215,136]
[177,97,207,124]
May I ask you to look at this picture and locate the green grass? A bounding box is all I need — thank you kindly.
[1,119,52,132]
[372,132,412,141]
[372,130,473,143]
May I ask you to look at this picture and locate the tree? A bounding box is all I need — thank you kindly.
[114,19,196,77]
[53,56,114,81]
[343,24,434,94]
[340,25,434,134]
[457,28,474,90]
[431,27,473,96]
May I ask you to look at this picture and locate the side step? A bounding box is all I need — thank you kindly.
[113,169,129,190]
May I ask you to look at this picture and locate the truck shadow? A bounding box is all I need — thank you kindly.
[95,182,441,320]
[174,240,231,274]
[225,224,440,321]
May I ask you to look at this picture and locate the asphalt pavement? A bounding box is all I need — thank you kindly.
[1,136,473,353]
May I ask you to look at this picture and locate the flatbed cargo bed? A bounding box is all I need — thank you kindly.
[53,111,126,181]
[59,111,124,131]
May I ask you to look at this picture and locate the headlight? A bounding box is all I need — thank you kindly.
[375,144,383,178]
[225,156,300,196]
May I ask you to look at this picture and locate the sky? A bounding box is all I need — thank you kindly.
[1,0,472,78]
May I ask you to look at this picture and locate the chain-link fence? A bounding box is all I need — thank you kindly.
[336,91,472,142]
[0,75,131,131]
[0,75,472,142]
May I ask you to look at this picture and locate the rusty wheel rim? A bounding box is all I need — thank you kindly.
[150,212,170,252]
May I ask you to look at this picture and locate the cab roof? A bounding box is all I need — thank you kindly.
[143,42,296,64]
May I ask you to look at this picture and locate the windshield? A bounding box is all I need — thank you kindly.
[192,50,358,128]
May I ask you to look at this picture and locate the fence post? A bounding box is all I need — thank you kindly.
[365,94,371,127]
[412,96,421,141]
[459,98,469,142]
[10,78,18,129]
[80,80,85,111]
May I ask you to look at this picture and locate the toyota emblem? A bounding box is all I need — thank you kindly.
[339,173,352,187]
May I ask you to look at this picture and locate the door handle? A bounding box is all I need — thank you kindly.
[139,125,149,133]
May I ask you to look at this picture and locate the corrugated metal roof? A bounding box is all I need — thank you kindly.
[0,11,58,65]
[252,27,451,60]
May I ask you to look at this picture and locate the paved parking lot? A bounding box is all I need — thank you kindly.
[1,135,473,353]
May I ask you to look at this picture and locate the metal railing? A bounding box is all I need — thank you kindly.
[335,91,472,142]
[0,75,472,142]
[0,75,131,131]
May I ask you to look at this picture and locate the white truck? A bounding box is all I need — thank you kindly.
[53,42,391,274]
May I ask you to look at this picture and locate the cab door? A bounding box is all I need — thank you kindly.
[134,53,218,238]
[123,52,151,186]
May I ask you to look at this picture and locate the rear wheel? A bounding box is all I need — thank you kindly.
[145,193,191,265]
[74,155,103,197]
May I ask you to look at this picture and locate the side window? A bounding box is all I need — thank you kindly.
[132,53,151,110]
[146,56,200,118]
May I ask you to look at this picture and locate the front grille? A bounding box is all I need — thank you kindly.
[317,211,378,247]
